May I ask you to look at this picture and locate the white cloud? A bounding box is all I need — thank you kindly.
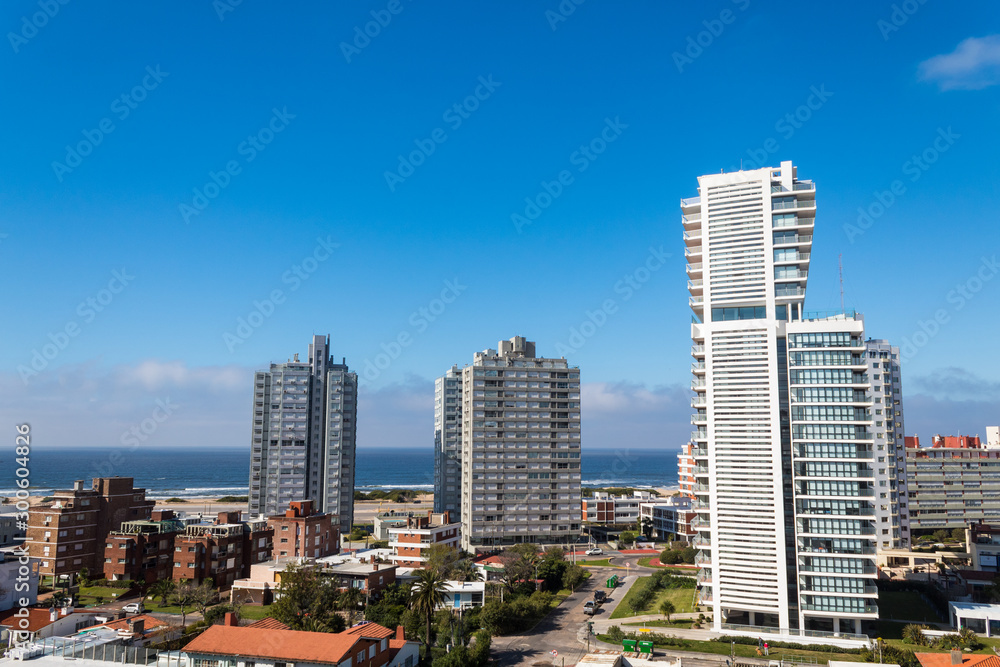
[918,35,1000,90]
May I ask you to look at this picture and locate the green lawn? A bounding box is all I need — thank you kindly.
[878,591,944,623]
[76,586,135,607]
[145,600,195,615]
[636,557,698,573]
[238,605,273,620]
[597,634,862,662]
[624,619,695,629]
[579,559,612,567]
[609,576,696,620]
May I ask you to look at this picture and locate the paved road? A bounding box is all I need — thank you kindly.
[493,566,640,666]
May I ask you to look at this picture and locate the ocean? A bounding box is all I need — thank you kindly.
[0,446,680,499]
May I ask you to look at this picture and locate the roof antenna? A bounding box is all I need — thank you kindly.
[839,254,845,313]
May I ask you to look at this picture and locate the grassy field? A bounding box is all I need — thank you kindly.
[609,576,696,620]
[624,619,695,629]
[579,559,613,567]
[877,591,944,623]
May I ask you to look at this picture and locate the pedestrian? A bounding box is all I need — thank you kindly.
[764,642,769,656]
[758,637,763,648]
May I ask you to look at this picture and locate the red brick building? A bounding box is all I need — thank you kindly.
[26,478,155,582]
[677,442,696,499]
[172,512,273,590]
[387,511,460,568]
[266,500,339,559]
[103,510,183,584]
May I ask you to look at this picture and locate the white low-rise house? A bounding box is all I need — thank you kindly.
[439,581,485,610]
[949,602,1000,636]
[638,496,695,542]
[0,552,38,612]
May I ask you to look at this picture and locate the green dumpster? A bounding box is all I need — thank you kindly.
[638,640,654,653]
[622,639,637,652]
[606,575,618,588]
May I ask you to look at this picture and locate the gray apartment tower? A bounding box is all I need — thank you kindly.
[459,336,582,551]
[865,339,908,548]
[434,365,463,519]
[248,335,358,533]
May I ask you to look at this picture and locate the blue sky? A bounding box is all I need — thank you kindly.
[2,1,999,453]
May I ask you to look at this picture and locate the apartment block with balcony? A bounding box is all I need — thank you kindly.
[683,161,879,642]
[172,511,273,590]
[677,442,697,498]
[267,499,339,559]
[906,434,1000,530]
[388,511,460,568]
[459,336,582,551]
[103,510,184,584]
[865,339,908,548]
[25,478,155,582]
[434,365,463,520]
[249,335,358,534]
[582,490,656,525]
[639,496,695,541]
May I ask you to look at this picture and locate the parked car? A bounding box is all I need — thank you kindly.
[122,602,144,614]
[583,601,597,615]
[594,590,607,604]
[586,548,603,555]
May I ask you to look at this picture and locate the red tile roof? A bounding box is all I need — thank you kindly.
[916,654,1000,667]
[0,608,68,633]
[183,624,384,665]
[246,617,290,630]
[343,622,394,639]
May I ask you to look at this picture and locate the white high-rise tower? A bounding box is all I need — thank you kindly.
[685,161,878,641]
[248,335,358,533]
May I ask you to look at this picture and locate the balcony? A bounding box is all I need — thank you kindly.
[691,413,707,425]
[684,245,702,259]
[692,379,706,390]
[684,230,702,245]
[692,445,708,457]
[691,344,705,357]
[691,516,710,530]
[775,286,806,298]
[681,196,701,209]
[691,361,705,373]
[696,570,713,585]
[689,296,704,308]
[692,535,711,549]
[681,213,701,227]
[694,551,710,566]
[774,252,810,264]
[801,602,877,615]
[686,263,703,275]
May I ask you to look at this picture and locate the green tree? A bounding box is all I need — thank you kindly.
[172,580,196,627]
[619,531,638,546]
[660,548,682,565]
[269,564,341,632]
[191,579,219,616]
[639,517,654,540]
[410,569,448,647]
[449,560,482,583]
[149,580,176,606]
[562,564,586,592]
[339,586,363,627]
[498,545,538,595]
[659,600,676,622]
[425,544,461,578]
[952,527,966,542]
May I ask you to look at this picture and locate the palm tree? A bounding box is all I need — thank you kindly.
[410,569,448,646]
[660,600,676,623]
[450,560,483,583]
[149,580,176,607]
[339,586,363,627]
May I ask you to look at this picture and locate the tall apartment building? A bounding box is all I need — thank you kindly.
[25,478,154,582]
[865,339,908,548]
[249,335,358,533]
[677,443,696,498]
[905,434,1000,530]
[684,161,878,640]
[459,336,582,551]
[433,365,463,519]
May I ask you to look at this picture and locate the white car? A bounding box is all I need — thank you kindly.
[585,548,603,556]
[122,602,144,614]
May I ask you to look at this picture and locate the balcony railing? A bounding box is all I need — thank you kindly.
[686,263,703,273]
[801,602,877,614]
[721,623,868,642]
